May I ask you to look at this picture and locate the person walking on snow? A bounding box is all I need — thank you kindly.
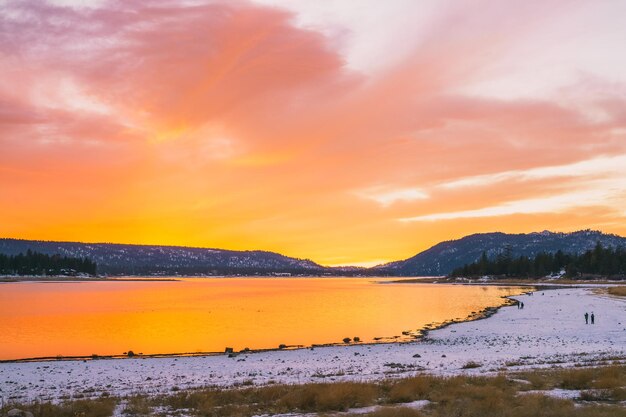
[591,312,595,324]
[584,312,589,324]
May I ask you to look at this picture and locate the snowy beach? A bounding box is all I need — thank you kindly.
[1,286,624,403]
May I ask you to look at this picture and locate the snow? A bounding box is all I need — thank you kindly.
[343,400,430,415]
[518,389,581,400]
[0,287,624,403]
[254,400,430,417]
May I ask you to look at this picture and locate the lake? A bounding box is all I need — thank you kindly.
[0,277,525,360]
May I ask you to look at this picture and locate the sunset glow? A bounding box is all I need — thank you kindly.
[0,278,524,359]
[2,0,626,265]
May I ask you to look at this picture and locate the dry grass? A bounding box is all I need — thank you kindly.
[277,382,378,412]
[559,368,597,389]
[123,395,152,416]
[3,366,626,417]
[149,381,380,416]
[364,407,426,417]
[386,375,440,403]
[461,360,483,369]
[515,364,626,394]
[607,286,626,296]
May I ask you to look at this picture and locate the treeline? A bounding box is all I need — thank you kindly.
[100,265,326,276]
[450,243,626,279]
[0,250,97,276]
[100,265,373,277]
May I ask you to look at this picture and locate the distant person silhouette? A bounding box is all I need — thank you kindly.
[591,313,595,324]
[584,312,589,324]
[520,302,524,309]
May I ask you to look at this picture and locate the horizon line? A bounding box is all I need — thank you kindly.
[0,228,619,268]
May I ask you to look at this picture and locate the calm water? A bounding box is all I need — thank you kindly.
[0,277,525,360]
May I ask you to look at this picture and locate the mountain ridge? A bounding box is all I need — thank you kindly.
[374,229,626,276]
[1,229,625,276]
[0,238,324,275]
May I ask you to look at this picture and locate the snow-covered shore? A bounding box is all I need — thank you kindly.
[1,286,624,403]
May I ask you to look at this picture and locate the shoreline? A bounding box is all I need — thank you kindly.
[1,284,624,403]
[0,285,528,364]
[0,276,181,283]
[3,274,625,282]
[3,281,614,364]
[0,281,615,364]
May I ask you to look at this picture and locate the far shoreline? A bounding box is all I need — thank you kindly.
[0,276,185,283]
[3,274,624,284]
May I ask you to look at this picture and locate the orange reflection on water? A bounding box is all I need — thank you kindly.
[0,278,525,360]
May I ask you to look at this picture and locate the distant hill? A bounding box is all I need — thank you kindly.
[374,230,626,276]
[2,230,625,277]
[0,239,325,276]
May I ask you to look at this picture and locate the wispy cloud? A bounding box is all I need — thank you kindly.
[401,167,626,222]
[356,186,429,207]
[438,153,626,190]
[399,190,610,222]
[1,0,626,264]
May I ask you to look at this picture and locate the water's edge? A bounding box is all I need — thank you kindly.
[0,283,538,364]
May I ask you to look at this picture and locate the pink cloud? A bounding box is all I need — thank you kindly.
[1,0,626,263]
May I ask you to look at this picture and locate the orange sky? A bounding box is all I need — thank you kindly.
[1,0,626,266]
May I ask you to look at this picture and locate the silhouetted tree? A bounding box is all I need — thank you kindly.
[450,243,625,280]
[0,251,97,276]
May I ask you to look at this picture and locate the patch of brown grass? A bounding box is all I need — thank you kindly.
[504,394,577,417]
[430,388,626,417]
[559,368,596,389]
[515,365,626,394]
[276,382,379,412]
[517,371,548,390]
[461,361,483,369]
[610,387,626,401]
[386,375,440,403]
[579,389,613,401]
[607,286,626,297]
[364,407,426,417]
[123,395,152,416]
[427,375,514,415]
[151,381,380,415]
